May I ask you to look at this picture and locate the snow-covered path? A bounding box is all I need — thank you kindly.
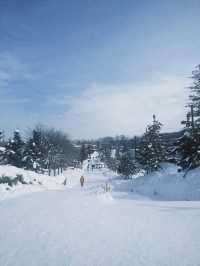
[0,170,200,266]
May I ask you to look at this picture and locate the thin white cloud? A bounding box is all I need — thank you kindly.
[46,94,75,106]
[0,98,29,104]
[0,53,38,106]
[63,76,189,138]
[0,53,37,90]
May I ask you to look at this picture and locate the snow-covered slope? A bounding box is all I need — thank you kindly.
[0,168,200,266]
[0,165,82,201]
[113,163,200,201]
[1,162,200,202]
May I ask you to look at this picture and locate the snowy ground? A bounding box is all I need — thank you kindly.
[0,166,200,266]
[0,165,82,202]
[113,163,200,201]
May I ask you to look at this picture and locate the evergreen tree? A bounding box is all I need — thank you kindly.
[0,130,4,143]
[104,147,117,171]
[115,147,121,161]
[87,144,93,157]
[23,129,49,171]
[117,153,137,179]
[138,115,166,173]
[6,130,24,167]
[24,126,77,172]
[0,131,6,164]
[175,65,200,173]
[175,129,200,172]
[79,144,87,164]
[188,65,200,127]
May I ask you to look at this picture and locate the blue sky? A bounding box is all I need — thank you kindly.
[0,0,200,138]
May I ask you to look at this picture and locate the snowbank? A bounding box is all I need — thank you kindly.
[1,166,200,266]
[112,163,200,201]
[1,162,200,202]
[0,165,82,202]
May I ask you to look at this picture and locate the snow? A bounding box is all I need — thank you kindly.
[89,151,104,166]
[0,146,5,152]
[0,165,81,202]
[91,151,99,159]
[112,163,200,201]
[1,162,199,202]
[0,163,200,265]
[111,148,116,158]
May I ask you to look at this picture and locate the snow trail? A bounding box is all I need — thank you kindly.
[0,169,200,266]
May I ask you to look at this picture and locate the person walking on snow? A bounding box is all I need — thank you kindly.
[80,175,84,187]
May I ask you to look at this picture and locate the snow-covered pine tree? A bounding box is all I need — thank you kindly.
[138,115,166,173]
[23,130,38,170]
[175,65,200,172]
[87,144,93,157]
[115,147,120,161]
[23,129,49,171]
[104,147,119,172]
[117,152,137,179]
[188,65,200,127]
[0,130,4,143]
[0,130,6,164]
[79,144,87,164]
[5,130,24,168]
[175,128,200,172]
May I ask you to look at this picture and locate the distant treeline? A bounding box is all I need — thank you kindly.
[0,125,79,174]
